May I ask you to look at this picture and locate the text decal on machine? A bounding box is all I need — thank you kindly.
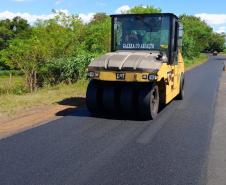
[122,43,154,49]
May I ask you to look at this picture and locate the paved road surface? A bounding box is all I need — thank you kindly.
[207,70,226,185]
[0,55,225,185]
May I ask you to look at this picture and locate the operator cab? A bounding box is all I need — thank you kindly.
[111,13,183,64]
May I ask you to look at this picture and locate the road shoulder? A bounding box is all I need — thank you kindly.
[207,67,226,185]
[0,104,77,140]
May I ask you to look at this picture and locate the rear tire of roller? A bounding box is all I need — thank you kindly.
[176,74,185,100]
[138,83,159,120]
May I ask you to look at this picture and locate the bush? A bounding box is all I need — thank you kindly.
[223,48,226,54]
[38,58,78,86]
[180,15,212,59]
[38,53,96,86]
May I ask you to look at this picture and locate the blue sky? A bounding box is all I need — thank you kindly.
[0,0,226,33]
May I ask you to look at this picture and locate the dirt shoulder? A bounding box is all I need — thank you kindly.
[0,104,70,139]
[0,97,85,140]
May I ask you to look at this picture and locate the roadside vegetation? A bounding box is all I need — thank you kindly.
[223,48,226,55]
[0,5,225,118]
[0,80,88,118]
[184,54,208,70]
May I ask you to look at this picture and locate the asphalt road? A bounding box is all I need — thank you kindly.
[0,55,225,185]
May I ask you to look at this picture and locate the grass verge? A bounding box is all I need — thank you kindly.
[0,75,27,95]
[220,52,226,56]
[0,80,88,118]
[184,53,208,71]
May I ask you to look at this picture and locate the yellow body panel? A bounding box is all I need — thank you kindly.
[89,51,184,105]
[93,71,154,82]
[157,51,184,104]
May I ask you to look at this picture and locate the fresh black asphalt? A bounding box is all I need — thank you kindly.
[0,55,225,185]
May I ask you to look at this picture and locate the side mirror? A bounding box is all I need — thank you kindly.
[178,23,183,48]
[179,23,183,39]
[156,52,168,63]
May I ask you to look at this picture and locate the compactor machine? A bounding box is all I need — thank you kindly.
[86,13,185,119]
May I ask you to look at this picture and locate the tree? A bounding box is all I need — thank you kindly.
[0,17,31,69]
[10,16,30,38]
[84,13,111,54]
[127,5,161,14]
[91,13,109,23]
[34,11,85,58]
[0,17,30,47]
[0,37,49,92]
[0,19,14,50]
[207,33,225,52]
[180,15,212,58]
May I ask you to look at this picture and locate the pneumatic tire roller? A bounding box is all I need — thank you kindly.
[86,13,185,119]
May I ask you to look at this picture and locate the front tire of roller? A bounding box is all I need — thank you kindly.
[120,86,134,115]
[102,85,117,115]
[86,80,101,114]
[138,83,159,120]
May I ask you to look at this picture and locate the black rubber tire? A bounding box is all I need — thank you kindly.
[86,80,101,114]
[102,85,117,114]
[138,84,159,120]
[177,74,185,100]
[120,86,135,115]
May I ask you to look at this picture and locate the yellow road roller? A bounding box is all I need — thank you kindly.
[86,13,185,119]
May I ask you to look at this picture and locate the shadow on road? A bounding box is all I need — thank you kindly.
[56,97,87,117]
[55,96,171,121]
[57,97,86,106]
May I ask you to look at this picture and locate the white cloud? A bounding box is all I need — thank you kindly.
[0,11,54,24]
[115,5,130,14]
[195,13,226,25]
[78,13,94,23]
[195,13,226,33]
[55,9,69,15]
[0,10,95,24]
[216,26,226,33]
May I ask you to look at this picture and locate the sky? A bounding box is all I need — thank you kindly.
[0,0,226,33]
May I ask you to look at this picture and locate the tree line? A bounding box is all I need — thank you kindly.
[0,6,225,92]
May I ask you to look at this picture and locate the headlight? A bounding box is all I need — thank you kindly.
[148,74,157,81]
[87,71,99,78]
[142,74,157,81]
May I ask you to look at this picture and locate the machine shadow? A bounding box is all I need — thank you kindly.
[55,97,87,116]
[55,97,170,121]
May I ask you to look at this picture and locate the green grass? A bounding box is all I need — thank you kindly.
[184,54,208,70]
[0,75,28,95]
[223,48,226,55]
[0,80,88,117]
[219,48,226,55]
